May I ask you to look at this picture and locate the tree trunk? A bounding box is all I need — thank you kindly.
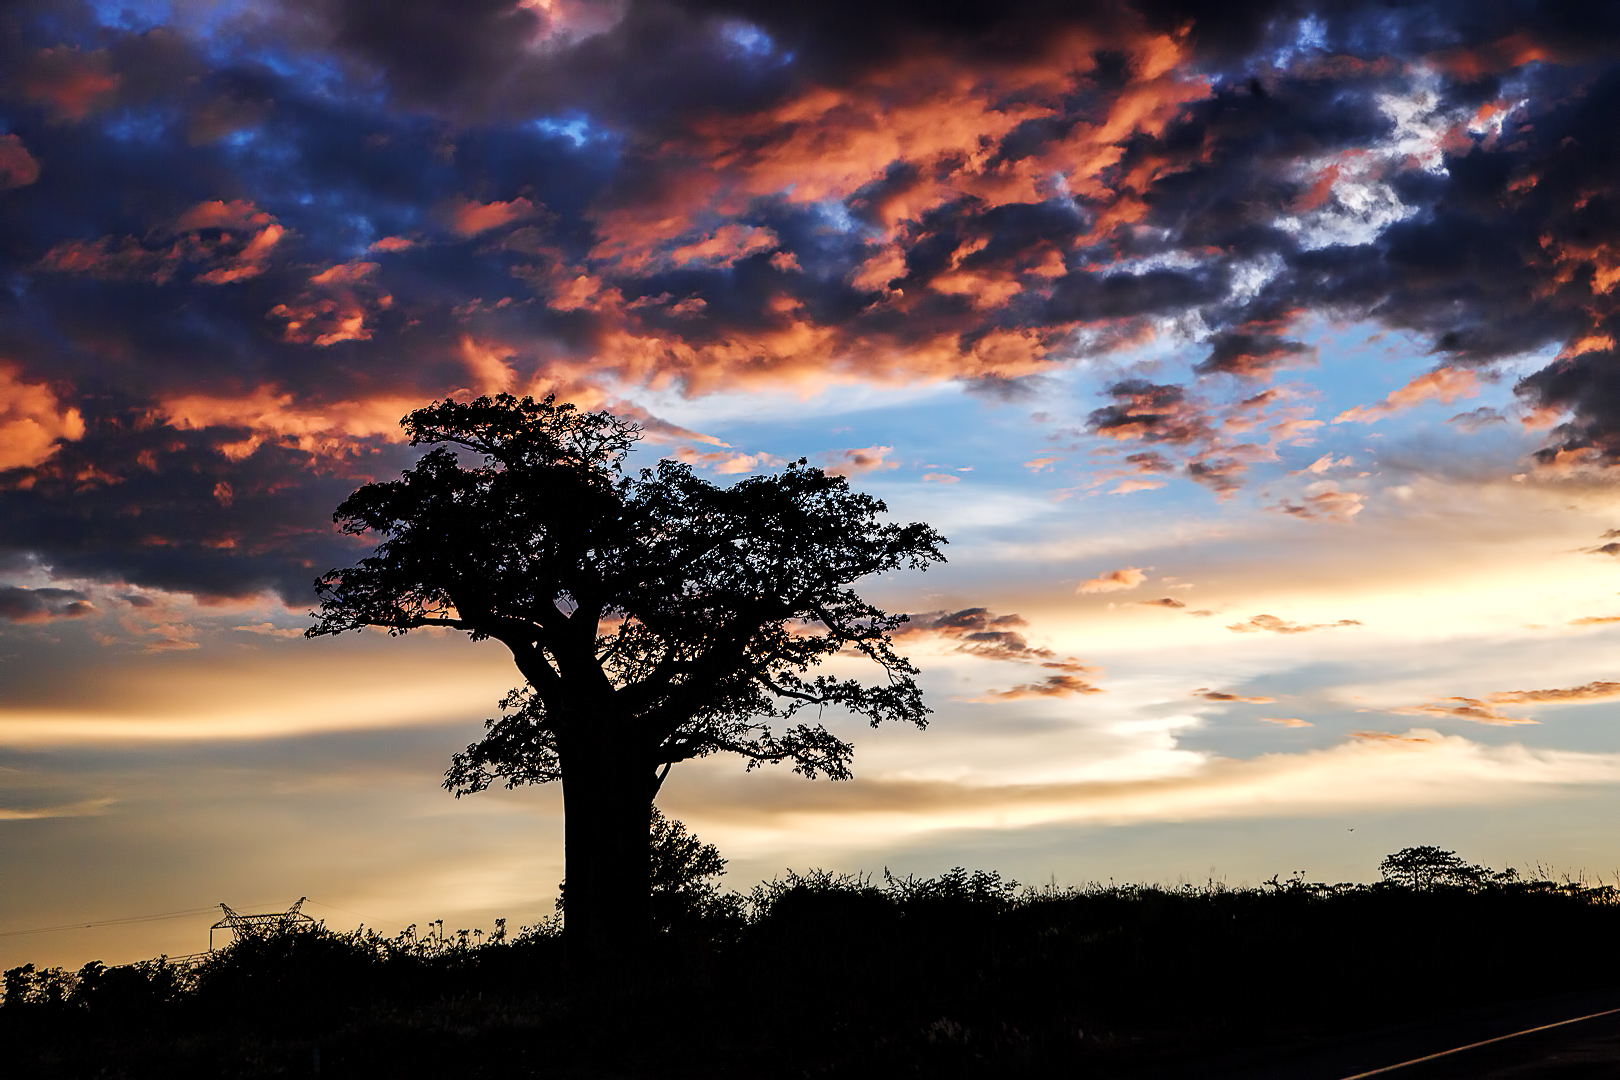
[560,743,654,987]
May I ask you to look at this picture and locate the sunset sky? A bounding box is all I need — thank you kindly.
[8,0,1620,971]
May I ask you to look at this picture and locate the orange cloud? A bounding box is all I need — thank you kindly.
[1077,566,1146,594]
[367,236,419,253]
[268,260,391,346]
[1489,681,1620,705]
[970,673,1104,700]
[37,235,179,283]
[1402,697,1535,725]
[17,46,120,121]
[1138,597,1185,608]
[1295,453,1353,475]
[1396,681,1620,727]
[447,196,537,237]
[194,222,284,284]
[173,199,273,233]
[896,608,1097,676]
[39,200,285,285]
[1109,478,1168,495]
[670,445,781,475]
[565,25,1212,394]
[1194,690,1276,704]
[1557,333,1615,360]
[1226,614,1362,635]
[1275,485,1365,522]
[667,224,780,268]
[822,445,898,476]
[0,134,40,190]
[160,385,426,456]
[1261,717,1312,727]
[1334,367,1481,423]
[0,364,86,471]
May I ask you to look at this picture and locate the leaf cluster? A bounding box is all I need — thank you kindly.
[307,395,946,794]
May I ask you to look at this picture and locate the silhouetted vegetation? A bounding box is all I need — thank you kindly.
[9,847,1620,1077]
[308,394,945,970]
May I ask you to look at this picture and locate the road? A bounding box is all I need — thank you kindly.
[1182,988,1620,1079]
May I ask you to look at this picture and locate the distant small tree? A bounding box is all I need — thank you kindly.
[308,395,945,973]
[1379,846,1491,890]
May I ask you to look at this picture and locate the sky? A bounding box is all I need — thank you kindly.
[6,0,1620,970]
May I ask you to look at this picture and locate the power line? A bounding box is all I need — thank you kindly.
[2,898,434,941]
[0,906,220,939]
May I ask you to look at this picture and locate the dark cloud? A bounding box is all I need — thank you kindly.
[899,607,1096,675]
[1273,486,1364,521]
[0,585,92,622]
[1088,380,1212,446]
[1449,406,1507,431]
[3,0,1620,605]
[1195,326,1313,378]
[320,0,548,104]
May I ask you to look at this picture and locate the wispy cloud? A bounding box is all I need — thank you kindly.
[0,797,114,820]
[1195,689,1276,704]
[1077,567,1147,594]
[1227,614,1362,635]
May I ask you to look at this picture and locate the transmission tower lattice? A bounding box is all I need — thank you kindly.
[209,897,316,951]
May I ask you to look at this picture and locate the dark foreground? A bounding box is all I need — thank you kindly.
[8,869,1620,1078]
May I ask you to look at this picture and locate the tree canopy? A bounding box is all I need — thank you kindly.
[307,394,946,957]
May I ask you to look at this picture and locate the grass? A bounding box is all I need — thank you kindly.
[6,858,1620,1077]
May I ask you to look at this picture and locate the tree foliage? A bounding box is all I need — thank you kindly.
[308,394,946,796]
[1378,846,1496,890]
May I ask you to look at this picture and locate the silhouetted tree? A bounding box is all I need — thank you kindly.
[1378,846,1491,890]
[307,395,945,972]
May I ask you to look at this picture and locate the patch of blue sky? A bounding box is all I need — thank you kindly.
[212,137,301,200]
[530,115,611,148]
[1303,318,1555,420]
[1267,13,1329,70]
[85,0,172,33]
[215,127,258,149]
[631,372,958,434]
[97,0,267,42]
[100,108,172,144]
[720,20,775,58]
[815,199,872,238]
[219,42,369,109]
[740,395,1039,486]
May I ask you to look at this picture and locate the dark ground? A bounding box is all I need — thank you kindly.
[8,870,1620,1078]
